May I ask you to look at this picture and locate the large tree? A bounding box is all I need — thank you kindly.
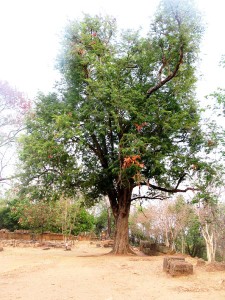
[19,0,213,254]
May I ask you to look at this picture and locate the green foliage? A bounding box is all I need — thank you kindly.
[205,55,225,159]
[72,208,95,235]
[0,194,95,236]
[19,2,207,202]
[184,214,205,258]
[94,209,109,235]
[10,198,57,233]
[17,93,81,201]
[18,1,217,254]
[0,199,22,231]
[94,206,114,236]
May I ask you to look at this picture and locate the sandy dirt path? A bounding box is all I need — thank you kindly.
[0,242,225,300]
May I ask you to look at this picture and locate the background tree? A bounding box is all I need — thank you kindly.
[19,0,211,254]
[129,196,206,257]
[0,197,22,231]
[93,198,114,238]
[178,206,205,258]
[72,207,95,236]
[215,203,225,261]
[53,195,95,237]
[165,196,195,252]
[3,193,95,237]
[0,81,30,187]
[193,196,225,262]
[54,196,81,239]
[191,165,225,262]
[10,198,57,234]
[129,204,155,244]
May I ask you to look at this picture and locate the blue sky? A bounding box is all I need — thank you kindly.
[0,0,225,101]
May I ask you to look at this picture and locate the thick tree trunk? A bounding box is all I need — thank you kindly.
[110,186,135,255]
[113,210,131,254]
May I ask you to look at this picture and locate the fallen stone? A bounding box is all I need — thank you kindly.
[140,241,155,251]
[157,245,173,254]
[163,256,185,272]
[102,240,114,248]
[142,247,157,256]
[169,260,193,276]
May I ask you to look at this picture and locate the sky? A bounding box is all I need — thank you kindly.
[0,0,225,192]
[0,0,225,101]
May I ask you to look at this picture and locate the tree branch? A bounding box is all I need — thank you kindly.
[90,134,108,168]
[149,182,198,194]
[131,195,169,201]
[146,44,184,98]
[175,173,187,189]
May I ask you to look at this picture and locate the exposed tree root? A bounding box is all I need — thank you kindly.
[107,245,137,256]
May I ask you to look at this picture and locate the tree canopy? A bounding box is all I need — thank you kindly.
[19,0,214,254]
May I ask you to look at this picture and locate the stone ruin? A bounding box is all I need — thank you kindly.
[0,229,102,251]
[163,256,193,276]
[139,240,175,255]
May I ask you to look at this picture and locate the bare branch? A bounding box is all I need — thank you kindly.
[131,195,169,201]
[149,182,198,194]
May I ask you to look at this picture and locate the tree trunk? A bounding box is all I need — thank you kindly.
[205,239,215,263]
[202,224,216,262]
[110,186,135,255]
[181,234,185,254]
[107,207,111,238]
[113,210,131,254]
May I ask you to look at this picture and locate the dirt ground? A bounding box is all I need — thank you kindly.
[0,241,225,300]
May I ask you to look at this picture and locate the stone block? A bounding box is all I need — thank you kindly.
[142,247,157,256]
[163,256,185,272]
[169,260,193,276]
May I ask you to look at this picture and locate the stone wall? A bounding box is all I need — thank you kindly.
[0,229,74,241]
[0,229,97,242]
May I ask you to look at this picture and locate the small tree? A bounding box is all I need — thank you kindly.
[54,196,94,239]
[54,196,78,239]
